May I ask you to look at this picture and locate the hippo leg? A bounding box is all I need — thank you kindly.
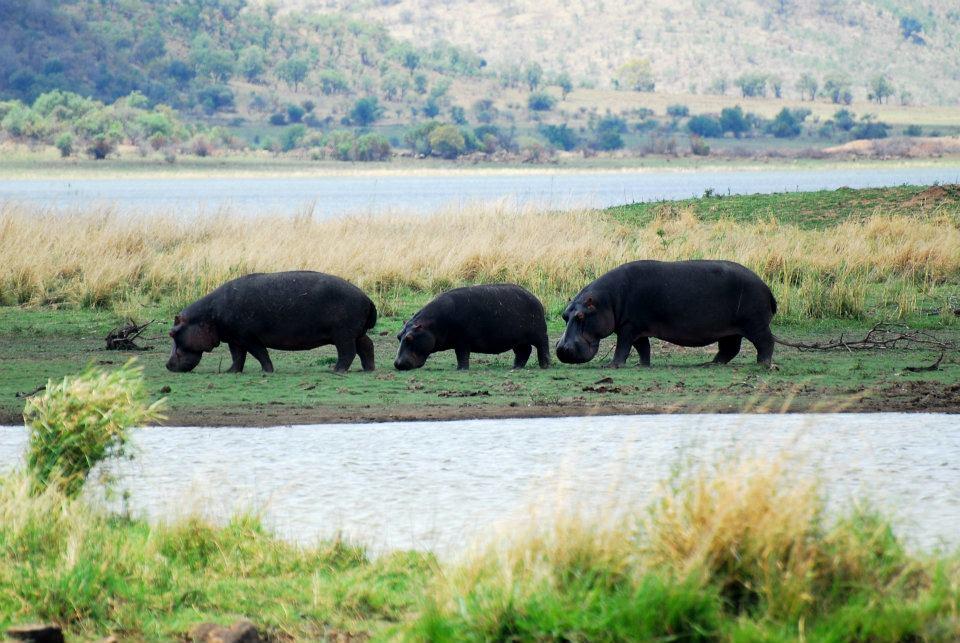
[356,335,375,372]
[536,334,551,368]
[711,335,743,365]
[633,337,651,367]
[226,343,247,373]
[333,339,357,372]
[247,343,274,373]
[455,346,470,370]
[607,332,633,368]
[745,328,775,368]
[512,344,532,369]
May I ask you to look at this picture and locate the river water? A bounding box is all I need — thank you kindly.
[1,413,958,555]
[3,165,960,217]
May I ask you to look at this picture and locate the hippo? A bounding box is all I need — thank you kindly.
[556,260,777,368]
[394,284,551,370]
[166,271,377,373]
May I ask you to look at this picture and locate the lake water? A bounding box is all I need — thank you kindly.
[1,413,958,555]
[3,165,960,217]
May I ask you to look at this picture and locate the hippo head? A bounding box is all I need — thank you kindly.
[555,294,615,364]
[394,319,436,371]
[166,314,220,372]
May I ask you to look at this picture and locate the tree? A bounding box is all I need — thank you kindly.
[868,75,894,104]
[525,63,543,91]
[823,75,852,104]
[318,69,349,95]
[556,72,573,99]
[238,46,267,82]
[833,109,855,131]
[720,106,749,138]
[735,74,767,98]
[666,104,689,117]
[350,97,383,126]
[900,16,924,44]
[190,35,234,82]
[286,104,305,123]
[687,115,722,138]
[472,99,498,124]
[539,123,579,151]
[450,105,467,125]
[796,73,818,101]
[402,50,420,75]
[280,124,307,151]
[617,58,655,92]
[428,123,466,158]
[278,57,310,92]
[590,115,627,150]
[769,75,783,98]
[527,91,556,111]
[851,115,890,140]
[766,108,807,138]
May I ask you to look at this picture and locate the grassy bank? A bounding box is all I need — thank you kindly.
[2,455,958,640]
[0,185,957,421]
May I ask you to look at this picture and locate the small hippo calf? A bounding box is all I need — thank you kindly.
[556,260,777,368]
[167,271,377,373]
[394,284,551,370]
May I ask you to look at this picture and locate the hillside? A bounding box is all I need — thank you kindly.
[278,0,960,106]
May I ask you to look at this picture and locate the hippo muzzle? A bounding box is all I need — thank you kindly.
[555,338,600,364]
[166,345,203,372]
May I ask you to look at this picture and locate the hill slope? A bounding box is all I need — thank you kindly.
[277,0,960,105]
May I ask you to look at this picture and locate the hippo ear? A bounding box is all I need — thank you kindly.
[174,314,182,325]
[413,322,423,330]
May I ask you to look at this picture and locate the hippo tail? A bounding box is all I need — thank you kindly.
[365,301,378,331]
[769,290,778,315]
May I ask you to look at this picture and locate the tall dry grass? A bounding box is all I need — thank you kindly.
[1,202,957,319]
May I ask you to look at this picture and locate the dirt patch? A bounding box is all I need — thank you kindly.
[903,184,960,208]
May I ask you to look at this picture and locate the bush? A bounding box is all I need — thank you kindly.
[427,123,466,158]
[834,109,856,132]
[690,134,710,156]
[590,115,627,150]
[539,124,579,151]
[54,132,74,157]
[666,104,689,117]
[350,97,383,126]
[851,118,890,140]
[735,73,767,98]
[355,133,392,161]
[687,114,722,138]
[719,106,749,138]
[527,91,556,111]
[22,361,165,497]
[280,124,307,152]
[286,104,305,123]
[904,124,922,137]
[268,112,287,126]
[766,108,806,138]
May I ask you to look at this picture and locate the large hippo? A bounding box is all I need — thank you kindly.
[166,271,377,373]
[394,284,551,370]
[556,260,777,367]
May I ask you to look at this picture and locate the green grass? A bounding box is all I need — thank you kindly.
[0,306,956,424]
[608,184,960,229]
[2,457,957,641]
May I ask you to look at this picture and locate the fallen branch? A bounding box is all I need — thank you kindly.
[15,384,46,399]
[904,351,945,372]
[775,323,956,352]
[105,319,155,351]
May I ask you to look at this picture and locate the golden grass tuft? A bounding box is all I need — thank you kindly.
[1,201,958,319]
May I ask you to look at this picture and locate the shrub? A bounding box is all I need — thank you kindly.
[834,109,856,132]
[22,361,165,496]
[590,115,627,150]
[666,104,689,117]
[851,117,890,140]
[280,124,307,152]
[904,124,922,137]
[766,108,806,138]
[355,133,392,161]
[720,106,749,138]
[690,134,710,156]
[268,112,287,126]
[527,91,556,111]
[687,115,722,138]
[54,132,74,157]
[350,97,383,126]
[286,104,305,123]
[427,123,466,158]
[539,123,579,151]
[735,73,767,98]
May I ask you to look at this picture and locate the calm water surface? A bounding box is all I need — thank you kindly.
[1,413,958,555]
[3,166,960,217]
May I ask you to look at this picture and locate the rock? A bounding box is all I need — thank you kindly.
[6,624,64,643]
[189,620,264,643]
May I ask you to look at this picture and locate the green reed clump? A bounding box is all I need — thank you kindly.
[22,359,165,496]
[407,458,960,641]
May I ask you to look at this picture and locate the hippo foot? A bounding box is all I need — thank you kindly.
[604,361,623,369]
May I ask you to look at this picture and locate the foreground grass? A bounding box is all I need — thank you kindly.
[0,306,956,424]
[2,458,958,641]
